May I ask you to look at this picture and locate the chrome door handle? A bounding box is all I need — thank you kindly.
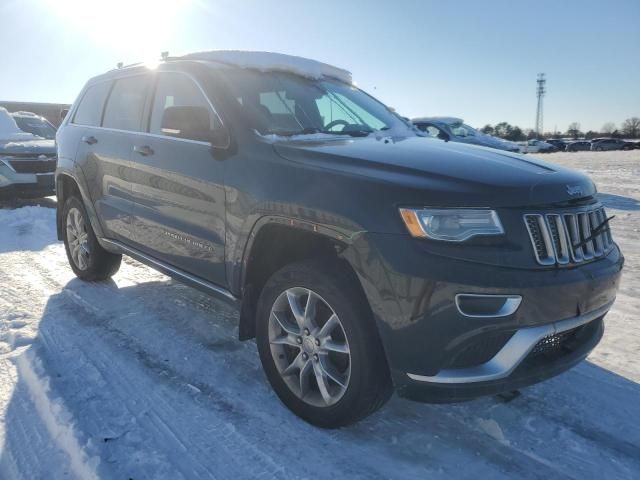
[133,145,154,156]
[82,135,97,145]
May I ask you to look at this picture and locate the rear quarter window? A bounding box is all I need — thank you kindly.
[72,81,112,127]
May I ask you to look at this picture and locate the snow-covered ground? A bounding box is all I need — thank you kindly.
[0,150,638,479]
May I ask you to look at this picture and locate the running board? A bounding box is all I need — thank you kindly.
[100,238,239,306]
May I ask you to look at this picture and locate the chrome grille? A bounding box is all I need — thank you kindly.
[524,206,613,266]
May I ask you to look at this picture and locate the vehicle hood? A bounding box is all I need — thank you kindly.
[272,135,596,207]
[0,138,56,156]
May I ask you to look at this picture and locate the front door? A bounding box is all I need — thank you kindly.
[128,71,227,286]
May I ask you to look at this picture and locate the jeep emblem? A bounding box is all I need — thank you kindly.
[566,184,583,196]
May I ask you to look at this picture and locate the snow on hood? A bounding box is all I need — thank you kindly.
[259,132,349,143]
[183,50,353,84]
[257,125,415,144]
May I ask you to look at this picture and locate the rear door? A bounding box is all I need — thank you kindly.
[127,70,227,286]
[74,74,150,243]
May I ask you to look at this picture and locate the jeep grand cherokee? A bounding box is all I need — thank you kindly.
[55,51,623,428]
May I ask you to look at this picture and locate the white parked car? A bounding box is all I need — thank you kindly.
[518,139,559,154]
[412,117,522,153]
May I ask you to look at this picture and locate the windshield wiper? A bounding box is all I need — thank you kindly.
[324,129,372,137]
[268,126,374,138]
[572,215,615,250]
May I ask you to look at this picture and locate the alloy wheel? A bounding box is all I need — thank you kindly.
[66,207,90,270]
[268,287,351,407]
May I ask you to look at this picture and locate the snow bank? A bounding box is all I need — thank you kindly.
[184,50,353,84]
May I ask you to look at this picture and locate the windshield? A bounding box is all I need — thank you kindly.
[13,116,57,139]
[217,69,410,137]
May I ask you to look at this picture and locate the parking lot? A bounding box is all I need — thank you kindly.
[0,150,636,479]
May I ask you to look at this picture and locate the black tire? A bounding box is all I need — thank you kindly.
[256,258,392,428]
[62,195,121,281]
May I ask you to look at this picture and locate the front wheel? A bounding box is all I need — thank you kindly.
[256,259,392,428]
[62,195,121,281]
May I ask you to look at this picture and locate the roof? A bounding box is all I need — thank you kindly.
[179,50,353,84]
[411,116,464,125]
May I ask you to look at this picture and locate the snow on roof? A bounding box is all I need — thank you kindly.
[411,116,464,125]
[182,50,353,84]
[0,106,39,142]
[0,107,21,134]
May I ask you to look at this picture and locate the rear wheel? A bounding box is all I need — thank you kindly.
[62,195,121,281]
[256,259,392,428]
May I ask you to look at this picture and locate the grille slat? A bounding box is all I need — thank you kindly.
[546,214,570,264]
[590,211,604,256]
[524,214,555,265]
[564,214,584,262]
[578,212,595,260]
[524,205,614,266]
[7,159,57,174]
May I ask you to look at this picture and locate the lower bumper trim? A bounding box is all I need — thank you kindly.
[406,299,613,384]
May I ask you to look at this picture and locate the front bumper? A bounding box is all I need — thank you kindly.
[345,233,623,403]
[0,173,55,197]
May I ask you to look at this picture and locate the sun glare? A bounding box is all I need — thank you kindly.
[44,0,190,60]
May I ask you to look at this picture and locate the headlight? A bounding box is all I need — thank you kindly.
[399,208,504,241]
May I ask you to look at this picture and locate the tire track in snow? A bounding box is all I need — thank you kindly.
[6,245,392,479]
[24,245,587,479]
[2,193,640,479]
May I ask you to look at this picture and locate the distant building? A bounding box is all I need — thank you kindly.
[0,101,71,127]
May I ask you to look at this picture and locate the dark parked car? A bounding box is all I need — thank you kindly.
[566,140,592,152]
[590,138,628,151]
[0,107,57,197]
[545,139,566,151]
[55,51,623,427]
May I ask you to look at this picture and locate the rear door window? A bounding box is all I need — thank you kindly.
[72,81,112,127]
[102,75,149,131]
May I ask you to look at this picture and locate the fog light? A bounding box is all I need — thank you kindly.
[455,294,522,318]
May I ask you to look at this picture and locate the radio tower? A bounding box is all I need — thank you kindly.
[535,73,546,137]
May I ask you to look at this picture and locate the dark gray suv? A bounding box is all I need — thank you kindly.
[55,51,623,427]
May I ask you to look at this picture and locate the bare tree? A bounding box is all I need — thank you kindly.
[601,122,616,134]
[481,124,494,135]
[622,117,640,138]
[566,122,582,139]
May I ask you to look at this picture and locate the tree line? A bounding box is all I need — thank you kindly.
[480,117,640,141]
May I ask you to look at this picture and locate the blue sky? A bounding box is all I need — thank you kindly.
[1,0,638,132]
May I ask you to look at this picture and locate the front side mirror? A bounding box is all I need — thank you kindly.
[161,105,230,151]
[438,130,450,142]
[210,122,231,151]
[60,108,69,120]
